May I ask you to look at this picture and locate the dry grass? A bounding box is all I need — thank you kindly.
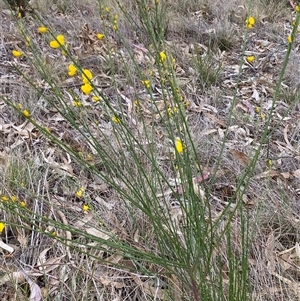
[1,0,300,300]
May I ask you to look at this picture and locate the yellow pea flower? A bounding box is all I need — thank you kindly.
[49,35,65,49]
[82,69,93,83]
[25,36,30,46]
[50,41,60,49]
[112,115,121,123]
[81,83,93,95]
[57,35,65,44]
[92,95,100,102]
[288,35,293,43]
[68,64,77,76]
[97,33,105,40]
[246,55,255,63]
[12,50,22,58]
[142,80,150,89]
[38,26,48,34]
[73,101,82,107]
[175,137,184,153]
[246,16,255,29]
[20,201,26,207]
[1,195,9,201]
[23,110,30,117]
[76,187,85,198]
[159,51,166,63]
[83,204,89,212]
[0,223,5,234]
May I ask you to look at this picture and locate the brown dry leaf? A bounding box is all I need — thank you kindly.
[26,275,42,301]
[37,247,52,267]
[134,228,140,243]
[41,150,74,177]
[295,242,300,259]
[0,238,14,254]
[283,124,296,152]
[99,277,125,288]
[105,254,123,264]
[177,173,209,195]
[37,255,66,274]
[73,211,94,229]
[278,249,294,271]
[130,274,168,300]
[117,89,136,125]
[265,232,276,273]
[86,227,111,240]
[0,271,25,286]
[229,149,250,166]
[12,121,35,138]
[16,228,27,248]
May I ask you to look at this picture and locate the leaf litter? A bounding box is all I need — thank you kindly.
[0,1,300,300]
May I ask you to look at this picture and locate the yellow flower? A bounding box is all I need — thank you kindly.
[49,35,65,49]
[81,83,93,95]
[105,6,110,12]
[73,100,82,107]
[50,40,60,49]
[255,106,261,113]
[11,195,17,202]
[12,50,22,58]
[92,95,100,102]
[97,33,105,40]
[267,159,273,167]
[57,35,65,44]
[82,69,93,83]
[288,35,293,43]
[167,107,178,117]
[68,64,77,76]
[25,36,30,46]
[159,51,166,63]
[246,16,255,29]
[1,195,9,201]
[83,204,89,212]
[20,201,26,207]
[295,5,299,12]
[246,55,255,63]
[23,110,30,117]
[112,115,121,123]
[175,137,183,153]
[0,222,5,234]
[113,24,118,31]
[76,187,85,198]
[142,80,150,89]
[38,26,48,34]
